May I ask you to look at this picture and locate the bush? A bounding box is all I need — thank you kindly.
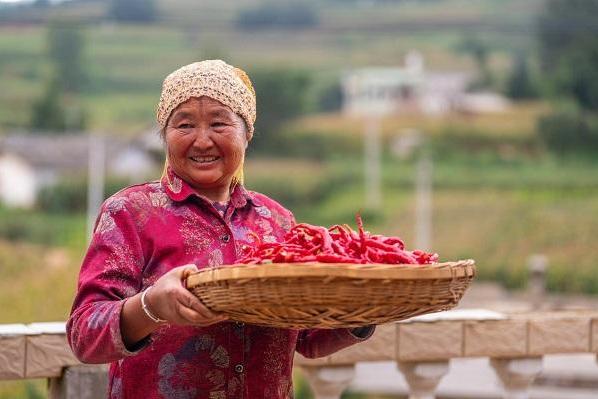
[270,129,363,160]
[38,177,131,213]
[316,81,343,112]
[0,208,84,246]
[505,52,538,100]
[537,110,598,156]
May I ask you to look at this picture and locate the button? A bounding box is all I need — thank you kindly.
[221,234,231,243]
[235,321,244,328]
[235,364,244,373]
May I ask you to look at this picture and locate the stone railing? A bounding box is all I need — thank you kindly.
[2,310,598,399]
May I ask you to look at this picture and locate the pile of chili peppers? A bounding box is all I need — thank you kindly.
[239,215,438,265]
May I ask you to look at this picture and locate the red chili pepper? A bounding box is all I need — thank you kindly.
[237,213,438,266]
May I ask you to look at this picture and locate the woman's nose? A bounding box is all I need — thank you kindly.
[191,128,214,149]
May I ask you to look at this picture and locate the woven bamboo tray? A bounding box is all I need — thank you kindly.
[186,259,476,329]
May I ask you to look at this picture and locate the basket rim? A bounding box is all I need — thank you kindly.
[186,259,476,288]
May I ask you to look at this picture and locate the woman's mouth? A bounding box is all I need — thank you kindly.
[189,156,220,164]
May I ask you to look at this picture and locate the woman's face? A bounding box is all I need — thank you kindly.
[165,96,249,195]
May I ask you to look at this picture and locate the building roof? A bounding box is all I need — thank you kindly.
[0,132,146,173]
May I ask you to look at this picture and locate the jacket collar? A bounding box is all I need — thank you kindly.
[160,166,261,209]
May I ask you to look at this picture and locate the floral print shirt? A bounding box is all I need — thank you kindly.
[67,167,373,399]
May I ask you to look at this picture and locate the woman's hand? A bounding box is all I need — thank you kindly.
[121,264,227,349]
[146,264,228,326]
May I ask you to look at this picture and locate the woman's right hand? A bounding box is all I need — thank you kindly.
[145,264,228,326]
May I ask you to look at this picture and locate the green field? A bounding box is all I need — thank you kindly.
[2,152,598,397]
[0,0,543,132]
[1,154,597,326]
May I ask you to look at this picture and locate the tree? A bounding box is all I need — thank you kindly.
[108,0,158,23]
[505,52,537,100]
[537,110,598,156]
[456,35,494,90]
[47,20,86,93]
[537,0,598,110]
[535,0,598,156]
[30,19,87,132]
[248,68,311,153]
[30,77,67,132]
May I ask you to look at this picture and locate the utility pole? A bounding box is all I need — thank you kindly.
[391,129,432,250]
[87,133,105,241]
[415,147,432,251]
[364,117,382,209]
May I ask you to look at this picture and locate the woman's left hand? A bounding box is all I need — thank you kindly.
[121,265,228,348]
[145,264,229,326]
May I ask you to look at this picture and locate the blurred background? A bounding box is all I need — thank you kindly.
[0,0,597,397]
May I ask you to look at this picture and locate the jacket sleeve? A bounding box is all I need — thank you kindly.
[66,198,148,364]
[295,327,375,359]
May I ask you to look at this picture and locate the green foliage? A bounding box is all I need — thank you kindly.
[537,110,598,156]
[249,68,312,154]
[24,382,44,399]
[47,19,86,94]
[537,0,598,110]
[30,19,88,132]
[0,207,85,246]
[455,34,494,90]
[273,129,363,160]
[537,0,598,73]
[38,177,132,213]
[505,52,538,100]
[293,374,314,399]
[108,0,158,23]
[30,76,88,132]
[30,77,67,131]
[236,2,318,30]
[0,381,46,399]
[552,43,598,110]
[317,80,343,112]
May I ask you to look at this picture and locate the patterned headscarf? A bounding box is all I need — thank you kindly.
[157,60,256,185]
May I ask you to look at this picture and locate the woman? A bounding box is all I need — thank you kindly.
[67,60,374,399]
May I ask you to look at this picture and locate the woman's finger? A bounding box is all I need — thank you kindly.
[176,302,226,326]
[177,290,224,320]
[176,303,206,324]
[169,264,198,279]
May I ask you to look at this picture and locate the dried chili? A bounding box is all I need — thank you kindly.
[238,214,439,265]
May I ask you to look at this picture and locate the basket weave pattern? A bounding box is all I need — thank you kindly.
[187,260,475,329]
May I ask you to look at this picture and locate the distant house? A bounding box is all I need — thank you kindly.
[342,51,509,117]
[0,153,36,208]
[0,132,159,208]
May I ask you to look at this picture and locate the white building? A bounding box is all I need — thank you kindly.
[0,153,36,208]
[0,132,159,209]
[342,51,509,117]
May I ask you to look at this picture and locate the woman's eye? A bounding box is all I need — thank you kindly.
[178,123,193,130]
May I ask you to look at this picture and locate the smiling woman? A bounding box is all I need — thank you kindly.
[66,60,374,399]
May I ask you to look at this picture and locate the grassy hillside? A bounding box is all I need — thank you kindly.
[0,0,543,132]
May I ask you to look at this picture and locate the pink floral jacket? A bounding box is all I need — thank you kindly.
[67,168,374,399]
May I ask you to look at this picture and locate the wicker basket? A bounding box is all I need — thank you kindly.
[186,260,475,329]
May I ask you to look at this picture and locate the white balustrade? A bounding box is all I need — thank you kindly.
[490,357,543,399]
[2,310,597,398]
[397,360,450,399]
